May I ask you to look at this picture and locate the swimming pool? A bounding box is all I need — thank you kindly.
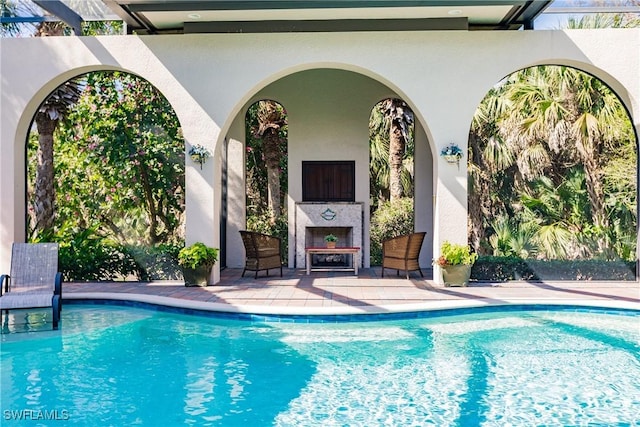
[1,304,639,426]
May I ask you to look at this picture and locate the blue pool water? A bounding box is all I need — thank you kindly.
[1,304,639,426]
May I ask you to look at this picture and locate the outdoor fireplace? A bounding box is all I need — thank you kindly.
[295,202,363,268]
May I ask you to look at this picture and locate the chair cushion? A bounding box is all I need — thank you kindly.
[0,292,53,309]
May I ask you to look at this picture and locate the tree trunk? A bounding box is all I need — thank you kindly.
[262,129,281,219]
[388,125,405,202]
[467,133,487,253]
[581,148,609,253]
[583,156,606,228]
[34,113,58,233]
[137,161,160,244]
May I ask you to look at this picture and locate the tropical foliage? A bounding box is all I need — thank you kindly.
[1,1,123,37]
[369,99,415,208]
[369,198,415,265]
[177,243,219,269]
[27,71,185,280]
[244,100,289,259]
[469,65,636,262]
[245,100,288,220]
[565,12,640,29]
[368,99,416,264]
[435,241,478,266]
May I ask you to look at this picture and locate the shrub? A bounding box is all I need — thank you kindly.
[472,256,636,281]
[124,244,182,280]
[54,227,136,281]
[370,198,414,265]
[471,256,534,281]
[33,225,184,281]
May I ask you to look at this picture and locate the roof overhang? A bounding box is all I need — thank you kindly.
[100,0,553,34]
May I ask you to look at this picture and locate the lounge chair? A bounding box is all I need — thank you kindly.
[381,232,426,279]
[0,243,62,330]
[239,231,283,278]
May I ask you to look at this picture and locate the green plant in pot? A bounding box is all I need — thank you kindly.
[178,242,219,287]
[324,233,338,248]
[434,241,477,287]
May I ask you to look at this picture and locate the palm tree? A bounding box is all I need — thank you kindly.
[505,66,621,231]
[380,99,413,202]
[566,12,640,29]
[33,78,82,234]
[251,100,287,220]
[470,65,636,259]
[468,88,515,253]
[29,15,85,235]
[1,0,38,36]
[369,105,391,204]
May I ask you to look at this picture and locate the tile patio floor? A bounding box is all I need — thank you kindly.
[64,268,640,315]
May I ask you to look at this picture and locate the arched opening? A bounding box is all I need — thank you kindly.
[243,99,289,259]
[27,71,185,281]
[368,98,417,266]
[222,67,434,272]
[468,65,637,281]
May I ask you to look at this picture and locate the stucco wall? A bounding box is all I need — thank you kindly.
[1,29,638,281]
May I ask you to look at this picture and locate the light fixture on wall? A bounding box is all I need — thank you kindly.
[189,144,211,169]
[440,143,463,167]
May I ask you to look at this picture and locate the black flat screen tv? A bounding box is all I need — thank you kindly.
[302,161,355,202]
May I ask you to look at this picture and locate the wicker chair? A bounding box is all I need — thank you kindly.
[381,232,426,279]
[239,231,283,278]
[0,243,63,329]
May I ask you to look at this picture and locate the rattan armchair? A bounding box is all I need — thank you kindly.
[239,231,283,278]
[381,232,426,279]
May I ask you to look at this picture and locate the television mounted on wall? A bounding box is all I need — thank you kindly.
[302,161,355,202]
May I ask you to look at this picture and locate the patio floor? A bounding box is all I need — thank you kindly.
[64,268,640,316]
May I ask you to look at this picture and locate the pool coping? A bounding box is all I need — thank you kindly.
[64,291,640,317]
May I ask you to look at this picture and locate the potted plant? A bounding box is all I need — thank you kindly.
[324,233,338,249]
[178,242,219,287]
[434,240,477,287]
[188,144,211,169]
[440,143,464,165]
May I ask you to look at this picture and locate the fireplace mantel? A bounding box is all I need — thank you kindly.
[295,202,363,268]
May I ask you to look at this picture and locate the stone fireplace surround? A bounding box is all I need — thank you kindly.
[295,202,363,268]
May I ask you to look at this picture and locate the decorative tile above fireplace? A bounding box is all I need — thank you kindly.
[295,202,363,268]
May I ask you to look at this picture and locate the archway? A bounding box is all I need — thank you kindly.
[368,98,418,267]
[222,68,435,270]
[242,99,289,263]
[468,64,638,281]
[26,70,185,281]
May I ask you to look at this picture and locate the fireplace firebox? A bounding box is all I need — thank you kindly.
[306,226,352,267]
[295,202,363,269]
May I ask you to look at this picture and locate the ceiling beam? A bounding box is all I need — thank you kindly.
[33,0,83,35]
[124,0,534,12]
[185,17,468,33]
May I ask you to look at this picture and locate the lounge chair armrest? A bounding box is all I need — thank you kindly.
[54,272,62,296]
[0,274,9,295]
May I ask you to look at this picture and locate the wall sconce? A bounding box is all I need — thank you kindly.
[440,143,463,167]
[189,144,211,169]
